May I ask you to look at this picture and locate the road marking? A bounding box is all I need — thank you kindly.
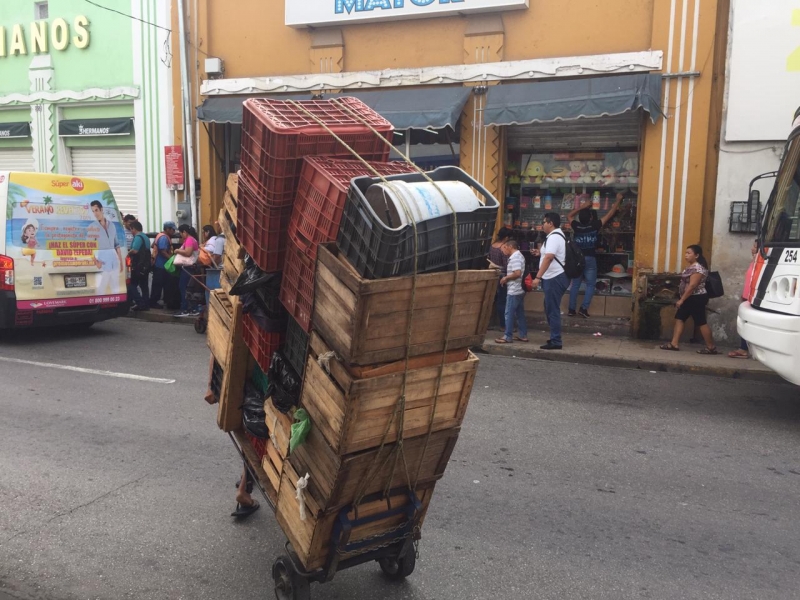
[0,356,175,384]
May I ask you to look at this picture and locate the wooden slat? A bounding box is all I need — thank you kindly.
[227,172,239,204]
[264,400,293,459]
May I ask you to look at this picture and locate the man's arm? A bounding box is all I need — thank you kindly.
[500,268,522,286]
[158,237,172,259]
[600,193,624,227]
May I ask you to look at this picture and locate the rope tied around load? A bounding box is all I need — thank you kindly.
[316,350,339,375]
[296,472,310,521]
[286,99,462,518]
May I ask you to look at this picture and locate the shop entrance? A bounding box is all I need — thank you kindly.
[504,114,642,319]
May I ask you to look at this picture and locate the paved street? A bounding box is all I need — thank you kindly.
[0,318,799,600]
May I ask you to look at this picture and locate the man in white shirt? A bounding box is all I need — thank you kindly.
[531,213,569,350]
[495,240,528,344]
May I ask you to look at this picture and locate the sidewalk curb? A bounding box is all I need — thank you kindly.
[478,343,787,384]
[125,312,195,326]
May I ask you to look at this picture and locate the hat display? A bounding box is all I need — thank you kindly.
[605,264,631,278]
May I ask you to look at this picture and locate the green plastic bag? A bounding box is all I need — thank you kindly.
[290,409,311,453]
[164,254,178,275]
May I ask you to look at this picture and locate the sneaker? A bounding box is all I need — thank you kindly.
[578,307,590,319]
[188,309,202,317]
[174,310,189,317]
[568,310,577,317]
[540,342,563,350]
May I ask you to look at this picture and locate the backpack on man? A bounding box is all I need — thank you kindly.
[552,230,586,279]
[151,232,170,267]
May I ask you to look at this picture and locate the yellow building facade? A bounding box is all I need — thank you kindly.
[173,0,729,333]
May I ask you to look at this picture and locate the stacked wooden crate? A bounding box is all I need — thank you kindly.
[268,243,496,571]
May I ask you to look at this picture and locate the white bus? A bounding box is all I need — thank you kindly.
[738,110,800,384]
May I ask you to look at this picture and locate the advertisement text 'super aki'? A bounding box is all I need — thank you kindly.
[0,171,128,329]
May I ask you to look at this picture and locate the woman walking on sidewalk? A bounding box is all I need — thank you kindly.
[660,245,718,354]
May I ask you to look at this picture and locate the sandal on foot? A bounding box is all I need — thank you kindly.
[660,343,680,351]
[513,336,529,342]
[728,349,749,359]
[697,347,719,355]
[231,499,260,519]
[495,338,512,344]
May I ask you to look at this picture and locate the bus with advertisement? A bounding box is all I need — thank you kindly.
[738,110,800,385]
[0,172,128,330]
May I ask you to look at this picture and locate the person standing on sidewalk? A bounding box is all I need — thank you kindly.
[488,227,512,330]
[567,193,624,318]
[149,221,176,309]
[127,220,151,311]
[495,240,528,344]
[531,213,569,350]
[729,238,759,358]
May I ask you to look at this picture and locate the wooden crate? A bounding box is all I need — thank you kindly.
[261,401,294,497]
[277,459,435,572]
[233,430,278,508]
[301,331,478,455]
[206,290,251,433]
[312,244,496,365]
[288,420,458,516]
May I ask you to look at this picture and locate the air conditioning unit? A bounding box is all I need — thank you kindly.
[205,57,224,77]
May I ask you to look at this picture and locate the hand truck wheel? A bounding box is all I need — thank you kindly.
[378,548,416,580]
[272,555,310,600]
[194,316,207,334]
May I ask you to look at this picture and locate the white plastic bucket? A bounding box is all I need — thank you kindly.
[365,180,482,229]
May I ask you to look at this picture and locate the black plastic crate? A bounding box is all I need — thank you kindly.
[283,316,310,378]
[336,166,499,279]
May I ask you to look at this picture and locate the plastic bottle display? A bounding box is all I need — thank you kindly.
[544,194,552,210]
[592,191,601,210]
[534,195,541,209]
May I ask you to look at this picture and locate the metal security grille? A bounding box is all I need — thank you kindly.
[0,147,35,172]
[71,146,139,217]
[507,112,643,152]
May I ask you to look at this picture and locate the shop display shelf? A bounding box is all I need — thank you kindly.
[279,240,315,333]
[282,316,310,379]
[289,157,417,260]
[240,98,393,207]
[242,312,285,373]
[337,167,499,280]
[237,175,294,273]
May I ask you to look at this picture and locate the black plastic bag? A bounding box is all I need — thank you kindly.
[241,381,270,438]
[267,351,301,413]
[229,255,281,296]
[241,295,288,333]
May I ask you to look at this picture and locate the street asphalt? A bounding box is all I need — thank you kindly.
[0,318,799,600]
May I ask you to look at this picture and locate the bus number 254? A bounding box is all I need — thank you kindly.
[784,250,799,263]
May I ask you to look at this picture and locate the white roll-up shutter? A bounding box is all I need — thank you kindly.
[507,113,643,152]
[0,147,35,172]
[71,146,139,216]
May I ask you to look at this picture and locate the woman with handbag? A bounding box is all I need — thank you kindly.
[173,225,200,317]
[660,245,718,355]
[201,224,225,268]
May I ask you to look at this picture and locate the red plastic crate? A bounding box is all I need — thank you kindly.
[237,175,294,272]
[244,431,268,461]
[240,98,393,207]
[288,157,417,260]
[242,312,285,373]
[279,241,316,332]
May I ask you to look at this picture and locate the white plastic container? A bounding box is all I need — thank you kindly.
[365,180,482,229]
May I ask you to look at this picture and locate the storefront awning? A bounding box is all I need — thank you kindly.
[0,122,31,139]
[483,74,665,127]
[196,87,472,130]
[58,117,134,137]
